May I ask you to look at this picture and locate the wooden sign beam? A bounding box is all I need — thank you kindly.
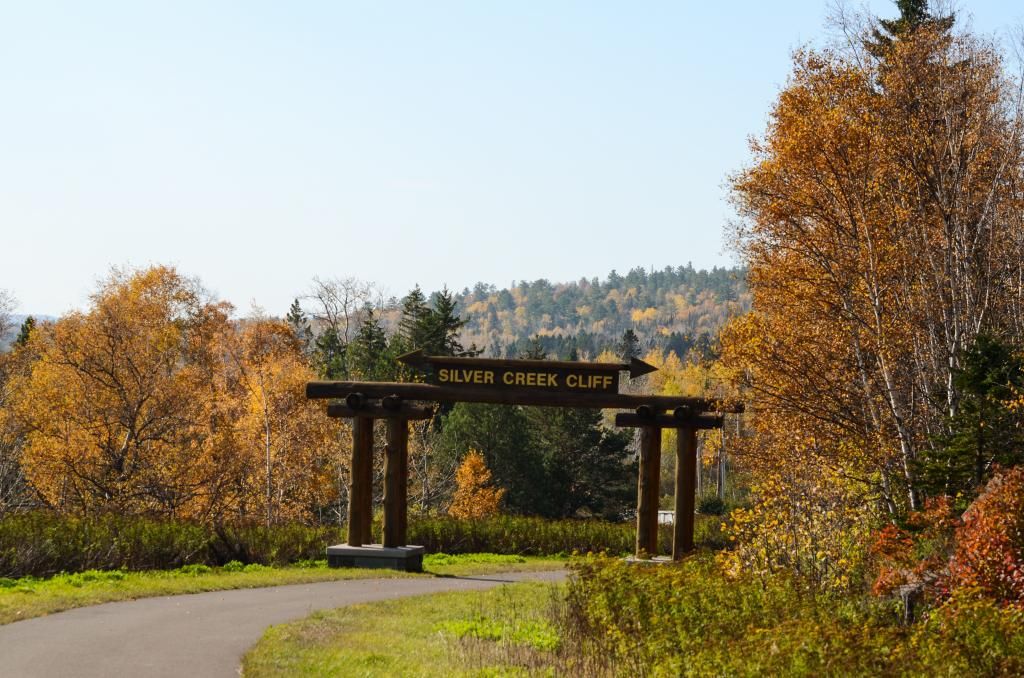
[615,413,725,429]
[398,350,659,395]
[399,352,655,378]
[327,402,434,420]
[307,380,743,414]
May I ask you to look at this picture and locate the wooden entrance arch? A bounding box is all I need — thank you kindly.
[306,353,741,569]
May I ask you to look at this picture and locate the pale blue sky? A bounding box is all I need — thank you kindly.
[1,1,1020,316]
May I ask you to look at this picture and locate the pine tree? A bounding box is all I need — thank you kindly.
[867,0,954,57]
[397,286,430,349]
[918,336,1024,499]
[312,326,346,379]
[618,329,641,361]
[430,288,473,358]
[522,336,547,360]
[527,406,635,519]
[285,299,312,352]
[347,305,392,381]
[14,316,35,347]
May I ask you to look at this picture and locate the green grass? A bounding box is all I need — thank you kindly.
[0,554,564,626]
[242,581,565,677]
[242,553,1024,677]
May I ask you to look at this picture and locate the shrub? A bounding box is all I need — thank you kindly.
[206,522,341,566]
[560,554,1024,675]
[719,469,875,592]
[869,496,958,598]
[697,495,726,515]
[561,554,898,675]
[947,467,1024,604]
[178,564,212,576]
[910,591,1024,675]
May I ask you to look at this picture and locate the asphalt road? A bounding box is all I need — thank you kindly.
[0,570,566,678]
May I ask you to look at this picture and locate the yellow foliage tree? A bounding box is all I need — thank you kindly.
[448,449,504,519]
[10,266,342,522]
[218,317,339,525]
[12,266,233,517]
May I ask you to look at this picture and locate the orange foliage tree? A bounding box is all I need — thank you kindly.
[9,266,341,522]
[448,449,504,519]
[12,267,233,517]
[725,23,1024,517]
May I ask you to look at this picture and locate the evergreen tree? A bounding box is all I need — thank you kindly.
[312,326,346,379]
[522,336,547,360]
[867,0,954,57]
[423,287,472,356]
[285,299,312,352]
[437,402,547,514]
[347,305,392,381]
[14,316,35,347]
[397,285,430,349]
[919,336,1024,500]
[527,406,635,519]
[618,329,641,360]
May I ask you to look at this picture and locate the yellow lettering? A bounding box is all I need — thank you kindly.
[484,371,494,384]
[438,368,450,383]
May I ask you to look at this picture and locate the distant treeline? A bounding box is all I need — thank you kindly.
[384,264,749,361]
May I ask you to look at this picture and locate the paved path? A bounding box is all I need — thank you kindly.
[0,570,566,678]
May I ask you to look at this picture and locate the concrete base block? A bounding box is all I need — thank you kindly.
[326,544,425,572]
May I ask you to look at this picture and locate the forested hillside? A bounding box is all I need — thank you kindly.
[422,264,748,360]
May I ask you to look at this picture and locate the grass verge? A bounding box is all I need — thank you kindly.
[242,581,564,677]
[0,553,564,626]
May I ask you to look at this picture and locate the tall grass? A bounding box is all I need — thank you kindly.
[0,511,725,578]
[0,513,342,578]
[406,514,724,556]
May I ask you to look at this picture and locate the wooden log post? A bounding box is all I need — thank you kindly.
[635,425,662,558]
[347,416,374,547]
[383,418,409,548]
[328,399,431,549]
[673,426,698,559]
[398,420,409,545]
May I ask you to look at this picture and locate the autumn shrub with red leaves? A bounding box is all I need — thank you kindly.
[870,497,959,597]
[947,467,1024,605]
